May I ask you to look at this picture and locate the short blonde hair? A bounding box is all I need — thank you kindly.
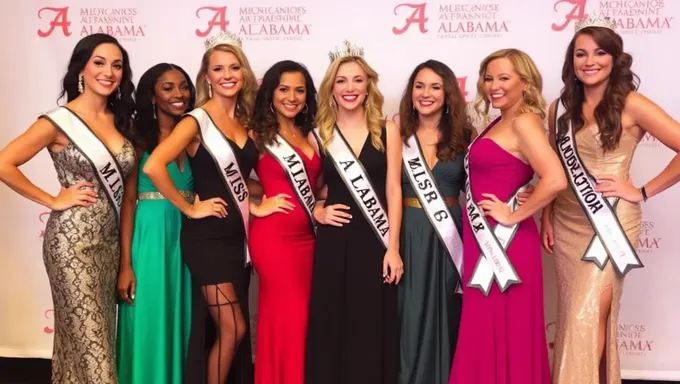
[473,48,546,124]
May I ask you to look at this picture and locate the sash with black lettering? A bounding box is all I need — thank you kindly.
[188,108,251,265]
[465,117,524,296]
[555,101,643,275]
[313,127,389,248]
[402,135,464,293]
[42,106,124,222]
[264,133,316,234]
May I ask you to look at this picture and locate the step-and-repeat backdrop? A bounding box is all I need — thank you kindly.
[0,0,678,380]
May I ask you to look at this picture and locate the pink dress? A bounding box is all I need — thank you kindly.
[449,118,551,384]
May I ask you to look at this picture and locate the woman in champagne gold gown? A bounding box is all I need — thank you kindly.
[543,19,680,384]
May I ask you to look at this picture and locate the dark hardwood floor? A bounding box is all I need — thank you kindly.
[0,357,677,384]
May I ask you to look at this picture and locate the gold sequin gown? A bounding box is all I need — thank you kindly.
[551,125,641,384]
[43,139,135,383]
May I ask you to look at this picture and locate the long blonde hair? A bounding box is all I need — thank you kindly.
[195,44,258,127]
[473,48,546,124]
[316,56,385,152]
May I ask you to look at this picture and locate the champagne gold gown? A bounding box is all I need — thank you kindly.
[551,124,642,384]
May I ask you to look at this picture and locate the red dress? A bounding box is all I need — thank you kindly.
[249,146,321,384]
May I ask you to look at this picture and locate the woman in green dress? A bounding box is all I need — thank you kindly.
[116,63,196,384]
[397,60,473,384]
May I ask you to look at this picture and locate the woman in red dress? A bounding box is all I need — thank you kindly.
[248,60,320,384]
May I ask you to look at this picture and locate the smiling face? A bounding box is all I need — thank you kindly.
[483,57,526,112]
[205,50,244,99]
[272,71,306,120]
[573,33,614,87]
[153,69,191,118]
[412,67,446,117]
[80,43,123,97]
[331,61,368,111]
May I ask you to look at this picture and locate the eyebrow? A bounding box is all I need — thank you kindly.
[93,55,123,63]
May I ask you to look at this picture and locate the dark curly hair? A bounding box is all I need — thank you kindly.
[58,33,135,140]
[250,60,317,150]
[557,26,640,151]
[399,59,473,161]
[132,63,196,152]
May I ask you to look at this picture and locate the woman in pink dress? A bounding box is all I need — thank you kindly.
[449,48,567,384]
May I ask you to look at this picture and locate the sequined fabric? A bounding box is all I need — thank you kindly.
[43,140,135,383]
[551,125,641,384]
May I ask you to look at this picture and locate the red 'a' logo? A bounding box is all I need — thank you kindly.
[552,0,587,31]
[195,6,229,37]
[37,7,71,37]
[457,77,469,101]
[392,3,428,35]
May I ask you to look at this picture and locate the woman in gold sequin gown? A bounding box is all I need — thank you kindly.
[0,34,136,383]
[542,23,680,384]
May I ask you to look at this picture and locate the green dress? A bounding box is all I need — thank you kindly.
[398,155,465,384]
[116,152,193,384]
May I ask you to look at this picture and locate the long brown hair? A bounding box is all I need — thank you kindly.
[250,60,318,151]
[557,26,640,151]
[399,60,472,161]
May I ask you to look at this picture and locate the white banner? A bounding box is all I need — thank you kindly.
[0,0,678,380]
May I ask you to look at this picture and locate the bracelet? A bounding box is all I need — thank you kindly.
[640,185,648,202]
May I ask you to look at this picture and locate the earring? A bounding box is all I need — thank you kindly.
[78,75,84,94]
[445,104,450,114]
[270,103,275,114]
[152,101,157,119]
[522,89,527,100]
[208,82,213,98]
[117,87,122,100]
[330,97,337,109]
[302,103,309,114]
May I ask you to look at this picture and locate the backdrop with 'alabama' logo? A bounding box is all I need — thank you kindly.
[0,0,678,380]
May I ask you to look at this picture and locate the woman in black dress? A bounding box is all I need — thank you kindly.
[144,31,289,384]
[305,41,404,384]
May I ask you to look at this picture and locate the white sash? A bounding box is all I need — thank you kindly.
[465,117,526,296]
[188,108,251,265]
[555,102,643,275]
[402,135,464,293]
[264,133,316,234]
[43,107,124,222]
[313,127,389,249]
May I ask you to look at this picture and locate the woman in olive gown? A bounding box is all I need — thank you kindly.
[397,60,473,384]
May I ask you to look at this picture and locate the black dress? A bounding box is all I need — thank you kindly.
[305,127,398,384]
[181,134,258,384]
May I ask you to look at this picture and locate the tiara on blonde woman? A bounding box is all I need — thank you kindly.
[328,40,364,62]
[204,30,242,51]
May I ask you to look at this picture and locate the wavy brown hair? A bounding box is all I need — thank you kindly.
[473,48,546,124]
[399,60,473,161]
[250,60,318,151]
[195,44,257,128]
[557,26,640,151]
[316,56,385,152]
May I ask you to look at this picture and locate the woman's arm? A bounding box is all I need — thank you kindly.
[596,92,680,201]
[479,113,567,226]
[383,120,404,284]
[0,118,96,210]
[143,117,226,219]
[117,147,142,304]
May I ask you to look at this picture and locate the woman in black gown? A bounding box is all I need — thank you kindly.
[144,32,289,383]
[305,41,404,384]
